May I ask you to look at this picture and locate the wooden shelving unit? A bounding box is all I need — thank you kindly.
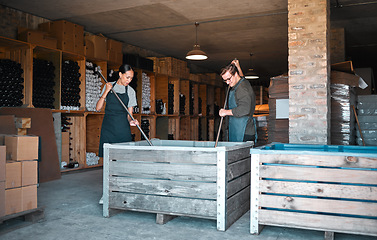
[0,35,225,172]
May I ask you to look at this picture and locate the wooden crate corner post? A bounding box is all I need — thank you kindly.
[216,149,227,231]
[250,153,262,235]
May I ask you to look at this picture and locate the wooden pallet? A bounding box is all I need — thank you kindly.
[0,207,45,235]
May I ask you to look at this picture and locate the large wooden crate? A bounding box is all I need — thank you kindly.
[250,143,377,238]
[103,139,253,231]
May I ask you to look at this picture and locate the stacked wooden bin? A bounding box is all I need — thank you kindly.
[0,135,39,221]
[268,74,289,143]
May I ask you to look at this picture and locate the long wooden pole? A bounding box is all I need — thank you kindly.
[97,67,153,146]
[214,85,230,147]
[352,105,365,146]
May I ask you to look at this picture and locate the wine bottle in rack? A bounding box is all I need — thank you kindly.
[0,59,25,107]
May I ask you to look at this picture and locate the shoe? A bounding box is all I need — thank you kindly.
[99,196,103,205]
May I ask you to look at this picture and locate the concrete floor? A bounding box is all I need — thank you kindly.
[1,168,375,240]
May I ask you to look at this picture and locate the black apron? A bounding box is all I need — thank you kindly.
[98,83,132,157]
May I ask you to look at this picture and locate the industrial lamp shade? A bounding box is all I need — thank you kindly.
[186,44,208,60]
[186,22,208,61]
[244,69,259,79]
[245,53,259,79]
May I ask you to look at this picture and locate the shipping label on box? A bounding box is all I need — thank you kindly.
[5,135,39,161]
[0,181,5,217]
[22,161,38,186]
[22,185,37,212]
[6,161,21,189]
[0,146,5,182]
[5,187,22,215]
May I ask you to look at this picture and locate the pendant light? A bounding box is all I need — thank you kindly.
[186,22,208,60]
[245,53,259,79]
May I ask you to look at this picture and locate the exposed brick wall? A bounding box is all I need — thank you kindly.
[288,0,331,144]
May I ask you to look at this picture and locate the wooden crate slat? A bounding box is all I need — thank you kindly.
[109,176,216,199]
[260,154,377,169]
[109,191,217,218]
[227,172,250,198]
[226,186,250,215]
[227,157,250,181]
[260,194,377,217]
[109,148,217,164]
[260,180,377,201]
[228,147,250,164]
[260,165,377,184]
[110,160,217,181]
[226,194,250,230]
[259,209,377,237]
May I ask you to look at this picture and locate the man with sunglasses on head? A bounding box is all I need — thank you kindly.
[219,59,256,142]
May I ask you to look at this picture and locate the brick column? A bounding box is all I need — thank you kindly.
[288,0,331,144]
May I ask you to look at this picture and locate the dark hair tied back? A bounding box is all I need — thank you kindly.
[119,64,133,74]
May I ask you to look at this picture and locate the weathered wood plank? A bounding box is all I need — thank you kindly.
[259,209,377,236]
[260,194,377,217]
[260,154,377,169]
[109,192,217,218]
[109,148,217,164]
[227,172,250,198]
[109,161,217,181]
[260,165,377,184]
[228,147,250,164]
[226,184,250,230]
[156,213,177,225]
[227,157,250,181]
[109,176,217,199]
[226,186,250,219]
[260,180,377,201]
[226,197,250,231]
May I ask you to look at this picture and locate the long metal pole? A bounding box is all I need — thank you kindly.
[96,67,153,146]
[214,85,230,148]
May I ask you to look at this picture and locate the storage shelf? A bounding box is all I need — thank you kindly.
[1,36,224,172]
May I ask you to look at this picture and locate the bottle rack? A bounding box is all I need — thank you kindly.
[0,37,33,107]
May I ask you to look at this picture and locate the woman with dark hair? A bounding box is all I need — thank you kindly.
[219,59,256,142]
[96,64,139,157]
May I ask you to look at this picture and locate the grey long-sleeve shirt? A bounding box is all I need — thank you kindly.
[230,78,256,136]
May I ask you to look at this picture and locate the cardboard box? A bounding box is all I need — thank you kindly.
[0,146,5,182]
[6,161,21,189]
[108,50,123,66]
[107,39,122,52]
[85,34,107,60]
[85,40,95,58]
[0,181,5,217]
[18,29,57,49]
[5,187,22,215]
[22,185,37,212]
[22,161,38,186]
[39,20,75,39]
[39,20,75,52]
[5,135,39,161]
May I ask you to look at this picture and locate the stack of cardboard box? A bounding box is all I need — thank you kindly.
[38,20,85,55]
[0,135,39,217]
